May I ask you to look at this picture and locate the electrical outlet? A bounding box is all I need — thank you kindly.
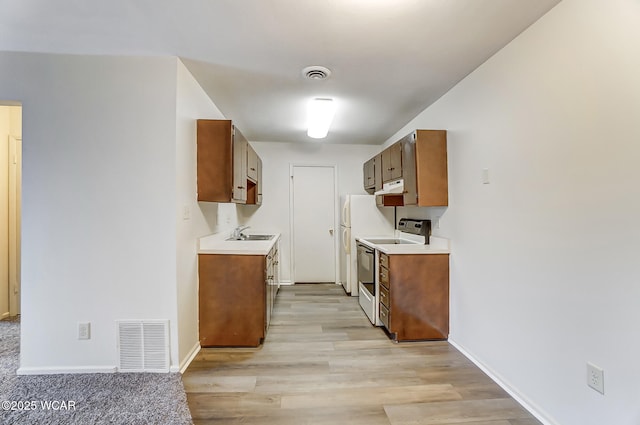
[78,322,91,340]
[587,362,604,394]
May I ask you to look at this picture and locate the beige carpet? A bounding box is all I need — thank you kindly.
[0,318,193,424]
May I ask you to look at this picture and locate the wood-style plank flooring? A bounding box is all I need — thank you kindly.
[184,284,542,425]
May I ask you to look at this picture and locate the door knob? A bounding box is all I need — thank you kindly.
[329,229,334,236]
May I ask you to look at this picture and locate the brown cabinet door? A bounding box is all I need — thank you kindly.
[381,147,392,182]
[232,127,248,203]
[363,158,375,192]
[387,254,449,341]
[265,254,270,331]
[374,153,383,192]
[382,142,403,182]
[390,142,403,180]
[379,303,390,329]
[256,156,263,205]
[197,120,233,202]
[247,144,259,182]
[379,284,390,309]
[198,254,266,347]
[415,130,448,206]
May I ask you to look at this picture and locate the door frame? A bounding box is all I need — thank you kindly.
[8,136,21,315]
[289,163,339,284]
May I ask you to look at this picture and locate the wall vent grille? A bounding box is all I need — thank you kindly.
[117,320,169,372]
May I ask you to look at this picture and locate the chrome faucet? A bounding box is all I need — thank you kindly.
[232,225,250,239]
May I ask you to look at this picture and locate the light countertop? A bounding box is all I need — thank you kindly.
[357,235,450,255]
[199,232,280,255]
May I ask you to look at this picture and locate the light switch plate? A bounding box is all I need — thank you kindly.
[78,322,91,340]
[482,168,490,184]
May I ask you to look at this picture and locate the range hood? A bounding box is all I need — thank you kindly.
[374,179,404,196]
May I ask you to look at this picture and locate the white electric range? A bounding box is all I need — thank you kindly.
[355,218,431,325]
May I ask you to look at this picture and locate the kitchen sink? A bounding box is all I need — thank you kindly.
[226,234,275,241]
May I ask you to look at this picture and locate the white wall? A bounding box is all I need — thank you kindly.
[0,52,182,372]
[241,142,378,283]
[385,1,640,424]
[175,59,233,367]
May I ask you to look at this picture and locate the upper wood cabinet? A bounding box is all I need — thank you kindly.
[413,130,448,206]
[197,119,263,205]
[366,129,448,207]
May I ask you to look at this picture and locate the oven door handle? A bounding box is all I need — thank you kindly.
[357,243,374,254]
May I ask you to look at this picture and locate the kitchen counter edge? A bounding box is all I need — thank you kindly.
[198,233,281,255]
[358,235,450,255]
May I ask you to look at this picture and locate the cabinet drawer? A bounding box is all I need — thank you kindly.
[379,253,389,269]
[379,304,390,329]
[379,284,390,309]
[379,266,389,289]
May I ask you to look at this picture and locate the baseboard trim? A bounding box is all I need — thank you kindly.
[175,341,201,374]
[17,366,118,375]
[0,312,10,320]
[448,337,559,425]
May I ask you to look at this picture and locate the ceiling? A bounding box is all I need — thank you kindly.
[0,0,561,145]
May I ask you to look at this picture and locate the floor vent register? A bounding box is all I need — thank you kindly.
[117,320,170,372]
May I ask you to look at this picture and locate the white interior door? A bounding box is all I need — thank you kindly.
[291,165,336,283]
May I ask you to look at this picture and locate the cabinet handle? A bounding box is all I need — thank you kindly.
[250,168,256,171]
[237,186,244,189]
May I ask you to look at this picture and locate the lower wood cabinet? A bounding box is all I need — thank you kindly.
[265,245,279,330]
[379,252,449,341]
[198,244,278,347]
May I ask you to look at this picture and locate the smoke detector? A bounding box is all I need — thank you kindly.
[302,66,332,80]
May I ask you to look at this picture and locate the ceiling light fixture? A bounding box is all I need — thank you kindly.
[307,98,336,139]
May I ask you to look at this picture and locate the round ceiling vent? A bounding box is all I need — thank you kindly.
[302,66,332,80]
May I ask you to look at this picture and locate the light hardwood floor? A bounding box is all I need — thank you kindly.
[184,284,542,425]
